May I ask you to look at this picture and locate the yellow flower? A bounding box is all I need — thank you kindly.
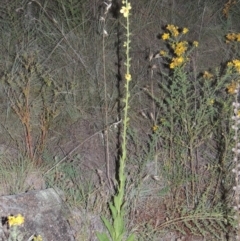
[33,235,43,241]
[171,43,176,49]
[125,73,131,81]
[152,125,159,132]
[226,33,236,41]
[236,33,240,42]
[8,214,24,227]
[170,56,185,69]
[226,81,237,94]
[208,99,215,105]
[193,41,199,47]
[159,50,167,56]
[182,28,189,34]
[162,33,170,40]
[160,118,168,126]
[173,41,188,56]
[233,59,240,67]
[203,71,213,79]
[120,2,131,18]
[238,110,240,117]
[223,0,236,18]
[228,59,240,73]
[166,24,179,37]
[226,32,240,42]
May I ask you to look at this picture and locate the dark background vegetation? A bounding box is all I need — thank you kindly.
[0,0,240,240]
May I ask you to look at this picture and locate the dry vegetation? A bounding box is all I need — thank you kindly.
[0,0,240,240]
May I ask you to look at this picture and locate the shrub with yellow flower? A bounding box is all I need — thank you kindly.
[159,25,198,70]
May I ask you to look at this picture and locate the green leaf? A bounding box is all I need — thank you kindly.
[113,195,122,211]
[113,215,124,238]
[96,232,111,241]
[109,202,117,219]
[126,233,135,241]
[116,233,124,241]
[102,216,115,238]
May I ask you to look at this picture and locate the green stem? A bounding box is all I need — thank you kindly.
[118,0,131,199]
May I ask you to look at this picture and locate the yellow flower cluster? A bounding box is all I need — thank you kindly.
[172,41,188,56]
[8,214,24,227]
[203,71,213,79]
[193,41,199,47]
[120,2,131,18]
[166,24,180,37]
[170,56,185,69]
[152,125,159,132]
[226,33,240,42]
[182,28,189,34]
[228,59,240,73]
[160,25,198,69]
[159,50,167,56]
[162,33,170,40]
[161,25,189,40]
[226,81,238,94]
[223,0,236,18]
[208,99,215,105]
[33,235,43,241]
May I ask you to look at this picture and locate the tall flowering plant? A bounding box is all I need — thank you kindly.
[96,1,135,241]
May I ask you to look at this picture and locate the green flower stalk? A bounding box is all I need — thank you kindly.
[96,1,135,241]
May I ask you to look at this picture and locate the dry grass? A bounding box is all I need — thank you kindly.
[0,0,239,240]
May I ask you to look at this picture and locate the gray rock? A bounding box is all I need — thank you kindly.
[0,188,75,241]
